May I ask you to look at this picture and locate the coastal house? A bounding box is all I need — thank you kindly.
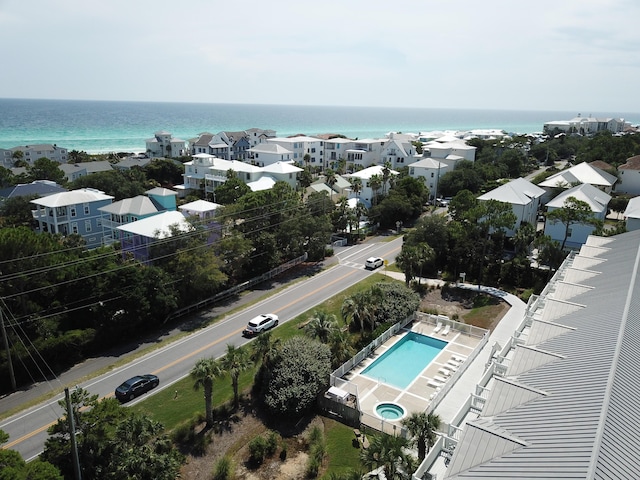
[98,187,178,246]
[1,144,69,167]
[323,137,353,170]
[145,131,187,158]
[30,188,114,249]
[538,161,617,199]
[615,154,640,195]
[408,157,448,200]
[113,155,153,171]
[477,177,546,236]
[623,196,640,231]
[59,160,113,182]
[543,183,610,249]
[543,114,627,135]
[345,138,385,170]
[247,143,293,166]
[0,180,67,204]
[266,135,325,166]
[116,210,193,262]
[344,165,398,207]
[380,133,420,169]
[259,162,303,189]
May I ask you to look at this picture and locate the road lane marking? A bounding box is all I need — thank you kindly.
[4,268,360,452]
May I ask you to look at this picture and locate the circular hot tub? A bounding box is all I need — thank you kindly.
[375,402,406,421]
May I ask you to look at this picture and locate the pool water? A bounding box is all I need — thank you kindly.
[376,402,406,420]
[362,332,447,389]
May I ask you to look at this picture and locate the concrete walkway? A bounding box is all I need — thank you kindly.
[384,271,527,423]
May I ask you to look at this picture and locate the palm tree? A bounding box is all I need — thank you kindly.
[381,161,392,196]
[191,357,223,427]
[415,243,435,284]
[305,310,338,343]
[328,328,355,369]
[341,292,372,332]
[360,433,412,480]
[325,169,338,200]
[402,411,441,462]
[369,173,383,206]
[220,344,252,409]
[251,330,281,367]
[349,177,363,199]
[396,245,418,286]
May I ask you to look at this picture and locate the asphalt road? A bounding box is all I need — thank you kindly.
[1,236,403,460]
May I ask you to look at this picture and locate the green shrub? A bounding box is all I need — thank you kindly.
[306,456,321,478]
[212,455,234,480]
[248,435,268,465]
[266,431,280,456]
[307,425,323,446]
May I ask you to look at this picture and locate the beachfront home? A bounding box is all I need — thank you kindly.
[113,155,153,171]
[30,188,114,248]
[145,131,187,158]
[477,178,546,236]
[116,210,193,262]
[543,114,627,135]
[543,183,610,249]
[1,144,69,167]
[538,161,617,195]
[615,154,640,195]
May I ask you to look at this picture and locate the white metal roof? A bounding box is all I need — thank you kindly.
[478,177,545,205]
[116,210,192,238]
[539,162,617,188]
[446,229,640,479]
[30,188,114,207]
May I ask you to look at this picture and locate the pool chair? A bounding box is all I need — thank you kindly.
[427,378,443,388]
[434,375,447,383]
[433,322,442,333]
[452,354,466,363]
[447,359,461,369]
[442,325,451,336]
[438,368,451,376]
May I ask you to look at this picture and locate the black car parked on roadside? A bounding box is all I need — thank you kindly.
[115,374,159,402]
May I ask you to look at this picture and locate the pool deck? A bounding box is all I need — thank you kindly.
[344,322,483,429]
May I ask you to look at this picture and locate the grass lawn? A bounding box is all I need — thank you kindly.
[130,272,396,472]
[462,303,507,330]
[321,417,363,478]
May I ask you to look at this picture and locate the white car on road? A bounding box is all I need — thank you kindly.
[242,313,279,337]
[365,257,384,270]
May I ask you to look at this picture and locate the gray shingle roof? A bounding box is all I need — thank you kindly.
[446,230,640,479]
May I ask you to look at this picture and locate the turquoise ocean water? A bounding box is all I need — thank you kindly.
[1,98,639,154]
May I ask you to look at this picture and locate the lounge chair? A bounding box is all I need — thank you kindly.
[442,325,451,336]
[452,354,466,362]
[433,322,442,333]
[438,368,451,376]
[427,379,443,388]
[434,375,447,383]
[447,359,461,369]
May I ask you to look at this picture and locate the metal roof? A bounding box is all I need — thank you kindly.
[446,229,640,479]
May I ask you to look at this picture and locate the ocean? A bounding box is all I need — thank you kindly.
[1,98,639,155]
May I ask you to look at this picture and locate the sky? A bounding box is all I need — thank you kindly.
[1,0,639,113]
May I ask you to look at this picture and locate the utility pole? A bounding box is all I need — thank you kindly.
[65,387,82,480]
[0,306,16,391]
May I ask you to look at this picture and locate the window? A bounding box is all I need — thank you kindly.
[567,227,573,237]
[85,220,92,232]
[431,172,434,177]
[84,203,90,215]
[70,206,76,217]
[71,222,78,234]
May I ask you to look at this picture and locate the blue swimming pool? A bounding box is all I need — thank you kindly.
[362,332,447,389]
